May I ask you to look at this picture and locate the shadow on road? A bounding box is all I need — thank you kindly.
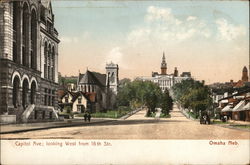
[79,119,188,128]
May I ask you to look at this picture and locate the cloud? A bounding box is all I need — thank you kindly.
[187,16,197,21]
[146,6,181,24]
[60,32,91,44]
[127,6,211,46]
[60,36,79,44]
[105,47,123,64]
[104,47,131,70]
[216,18,246,41]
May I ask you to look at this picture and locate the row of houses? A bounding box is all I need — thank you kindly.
[211,66,250,121]
[219,89,250,121]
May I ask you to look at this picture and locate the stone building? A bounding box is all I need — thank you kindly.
[0,0,60,123]
[136,52,191,92]
[77,62,119,112]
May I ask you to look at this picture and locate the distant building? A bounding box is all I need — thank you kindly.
[241,66,248,82]
[219,88,250,121]
[76,62,119,112]
[136,52,191,92]
[0,0,60,123]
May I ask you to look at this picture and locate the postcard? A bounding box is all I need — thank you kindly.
[0,0,249,164]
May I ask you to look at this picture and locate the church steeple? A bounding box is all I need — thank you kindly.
[242,66,248,82]
[161,52,167,75]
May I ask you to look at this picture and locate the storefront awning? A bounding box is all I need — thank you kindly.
[232,100,245,112]
[242,102,250,111]
[221,104,233,112]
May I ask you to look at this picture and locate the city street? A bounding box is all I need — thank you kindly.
[1,106,249,139]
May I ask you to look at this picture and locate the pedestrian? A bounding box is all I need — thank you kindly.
[87,113,91,122]
[224,115,227,122]
[84,113,88,122]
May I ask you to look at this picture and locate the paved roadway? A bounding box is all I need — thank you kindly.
[1,106,249,139]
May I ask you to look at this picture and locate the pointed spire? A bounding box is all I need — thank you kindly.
[162,52,166,63]
[161,51,167,75]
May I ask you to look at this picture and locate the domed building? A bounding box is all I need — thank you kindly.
[136,52,191,92]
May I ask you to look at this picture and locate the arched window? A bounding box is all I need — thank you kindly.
[22,79,29,109]
[31,9,37,69]
[44,42,47,78]
[22,3,30,67]
[13,76,20,108]
[12,2,19,63]
[30,81,36,104]
[48,44,51,80]
[51,47,55,81]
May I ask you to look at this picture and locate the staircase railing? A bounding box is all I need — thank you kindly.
[21,104,35,123]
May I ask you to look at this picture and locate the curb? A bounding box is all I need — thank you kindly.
[120,108,142,120]
[0,120,116,134]
[212,124,250,132]
[180,110,198,121]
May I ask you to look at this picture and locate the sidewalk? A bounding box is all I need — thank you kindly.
[155,108,161,119]
[0,118,116,134]
[212,119,250,132]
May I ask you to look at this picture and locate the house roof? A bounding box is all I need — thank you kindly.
[70,91,95,103]
[79,71,96,84]
[243,102,250,111]
[78,70,106,87]
[221,104,233,112]
[219,88,250,101]
[232,100,245,112]
[92,72,106,86]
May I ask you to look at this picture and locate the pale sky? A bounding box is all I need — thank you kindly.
[52,0,249,84]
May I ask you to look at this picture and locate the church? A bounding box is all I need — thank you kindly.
[76,62,119,112]
[136,52,191,92]
[0,0,60,123]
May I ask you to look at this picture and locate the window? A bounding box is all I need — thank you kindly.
[49,112,53,119]
[52,96,55,106]
[48,95,51,106]
[34,111,37,119]
[77,105,81,112]
[44,95,47,105]
[42,111,46,119]
[78,97,81,104]
[65,97,69,103]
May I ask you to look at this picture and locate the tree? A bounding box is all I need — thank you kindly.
[172,79,212,118]
[161,90,173,115]
[117,80,162,116]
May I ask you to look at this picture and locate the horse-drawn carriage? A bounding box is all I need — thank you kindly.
[200,112,210,125]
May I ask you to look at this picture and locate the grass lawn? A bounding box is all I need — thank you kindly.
[231,125,250,129]
[76,110,130,119]
[187,112,198,119]
[146,112,156,117]
[212,120,230,124]
[160,113,171,118]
